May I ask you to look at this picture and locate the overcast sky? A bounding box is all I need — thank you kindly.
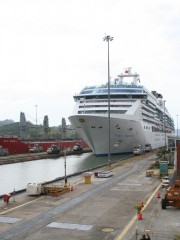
[0,0,180,127]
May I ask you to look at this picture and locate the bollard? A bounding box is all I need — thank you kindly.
[157,192,161,198]
[82,172,93,184]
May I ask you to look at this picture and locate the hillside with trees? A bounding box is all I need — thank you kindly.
[0,121,78,140]
[0,119,14,126]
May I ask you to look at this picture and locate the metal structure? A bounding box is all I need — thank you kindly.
[19,112,27,139]
[61,117,67,140]
[164,100,167,147]
[43,115,49,138]
[103,34,113,166]
[35,104,38,125]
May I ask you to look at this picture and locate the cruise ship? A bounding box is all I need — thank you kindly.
[69,68,174,156]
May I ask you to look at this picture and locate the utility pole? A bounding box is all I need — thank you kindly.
[103,34,113,167]
[35,105,38,126]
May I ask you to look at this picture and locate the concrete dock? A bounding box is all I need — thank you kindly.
[0,152,179,240]
[0,148,92,165]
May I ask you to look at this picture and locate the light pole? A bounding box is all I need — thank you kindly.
[164,100,166,147]
[103,34,113,167]
[35,105,38,126]
[64,149,67,186]
[177,114,179,137]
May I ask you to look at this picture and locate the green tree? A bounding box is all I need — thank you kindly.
[156,146,169,161]
[134,204,142,214]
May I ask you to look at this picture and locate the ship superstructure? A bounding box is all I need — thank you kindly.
[69,68,174,156]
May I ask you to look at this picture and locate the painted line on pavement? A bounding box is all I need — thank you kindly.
[0,180,83,215]
[0,196,44,215]
[115,183,161,240]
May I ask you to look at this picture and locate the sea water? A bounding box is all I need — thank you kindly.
[0,152,131,195]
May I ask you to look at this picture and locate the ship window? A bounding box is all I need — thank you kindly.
[80,90,93,94]
[99,126,102,128]
[91,126,96,128]
[79,104,132,108]
[92,89,144,94]
[78,110,127,114]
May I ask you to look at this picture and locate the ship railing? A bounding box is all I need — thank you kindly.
[82,83,143,91]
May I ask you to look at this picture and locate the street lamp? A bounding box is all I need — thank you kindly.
[35,105,38,126]
[164,100,166,147]
[63,149,67,186]
[103,34,113,167]
[177,114,179,137]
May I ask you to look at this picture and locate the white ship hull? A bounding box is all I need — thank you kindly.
[69,68,174,156]
[69,114,168,156]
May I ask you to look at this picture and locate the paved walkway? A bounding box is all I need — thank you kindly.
[0,153,179,240]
